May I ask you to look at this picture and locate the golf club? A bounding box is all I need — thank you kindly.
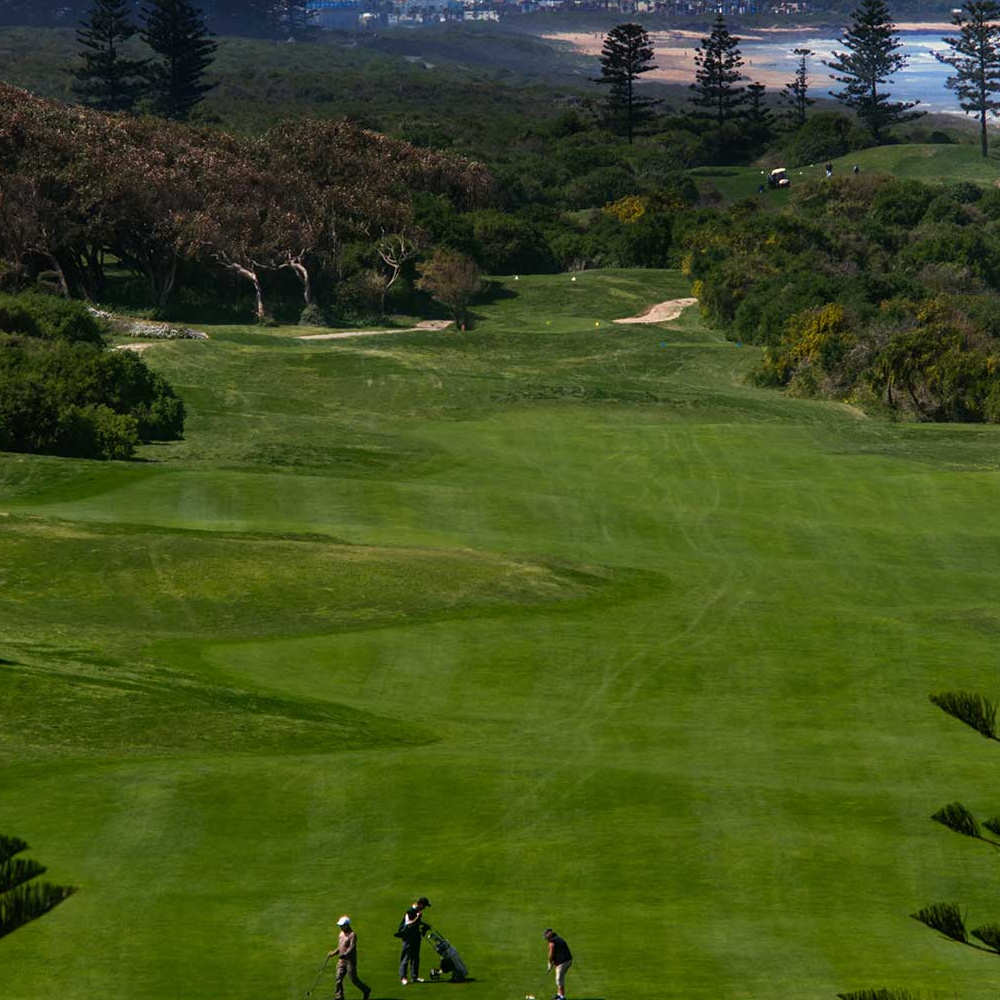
[304,954,330,999]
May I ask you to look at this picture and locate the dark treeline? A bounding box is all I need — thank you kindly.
[0,82,490,321]
[0,0,314,38]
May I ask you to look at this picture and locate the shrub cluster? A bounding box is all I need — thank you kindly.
[681,176,1000,422]
[0,293,184,460]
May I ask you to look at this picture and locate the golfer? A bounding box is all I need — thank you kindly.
[543,928,572,1000]
[328,915,371,1000]
[396,896,431,985]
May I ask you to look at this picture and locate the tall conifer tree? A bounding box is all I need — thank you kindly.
[936,1,1000,157]
[141,0,217,120]
[72,0,148,112]
[746,81,775,147]
[780,47,814,128]
[689,15,747,127]
[594,23,659,144]
[826,0,922,141]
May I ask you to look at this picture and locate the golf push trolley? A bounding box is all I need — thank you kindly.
[425,925,469,982]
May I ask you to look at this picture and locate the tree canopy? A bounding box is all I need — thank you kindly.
[72,0,149,113]
[826,0,923,141]
[593,23,659,144]
[689,15,747,128]
[0,83,491,321]
[935,1,1000,157]
[780,47,815,128]
[141,0,218,120]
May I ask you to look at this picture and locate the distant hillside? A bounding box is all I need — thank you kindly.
[0,24,601,144]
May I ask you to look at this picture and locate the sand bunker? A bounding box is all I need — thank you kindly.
[114,342,157,352]
[299,319,452,341]
[614,298,698,325]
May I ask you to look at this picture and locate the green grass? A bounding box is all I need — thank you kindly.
[691,143,1000,204]
[4,269,1000,999]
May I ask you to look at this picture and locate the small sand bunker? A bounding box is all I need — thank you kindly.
[299,319,452,341]
[614,298,698,325]
[114,342,157,352]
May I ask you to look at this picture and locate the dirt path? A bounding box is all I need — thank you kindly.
[614,298,698,325]
[299,320,452,341]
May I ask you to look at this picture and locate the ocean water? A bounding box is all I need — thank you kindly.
[739,30,958,111]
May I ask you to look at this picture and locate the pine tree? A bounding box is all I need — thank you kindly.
[72,0,149,113]
[780,47,814,128]
[277,0,315,38]
[689,15,747,127]
[593,23,660,144]
[746,81,776,148]
[826,0,922,142]
[141,0,217,120]
[935,1,1000,157]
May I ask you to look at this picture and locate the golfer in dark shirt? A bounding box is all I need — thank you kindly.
[397,896,431,984]
[543,928,572,1000]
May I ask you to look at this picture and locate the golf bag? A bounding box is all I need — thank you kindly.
[425,927,468,982]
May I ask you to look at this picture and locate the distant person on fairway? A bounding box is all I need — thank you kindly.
[543,928,572,1000]
[328,916,371,1000]
[396,896,431,984]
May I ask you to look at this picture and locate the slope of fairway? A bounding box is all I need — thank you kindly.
[3,269,1000,1000]
[691,143,1000,203]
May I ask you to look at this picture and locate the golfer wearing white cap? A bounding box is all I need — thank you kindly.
[329,916,371,1000]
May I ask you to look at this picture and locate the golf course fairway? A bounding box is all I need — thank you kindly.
[3,268,1000,999]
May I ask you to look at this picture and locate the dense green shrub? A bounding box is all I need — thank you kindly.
[562,166,636,210]
[618,212,674,268]
[468,210,557,275]
[412,193,477,256]
[298,302,327,327]
[683,178,1000,422]
[872,180,935,227]
[0,293,184,459]
[781,113,872,168]
[0,292,105,344]
[923,194,972,226]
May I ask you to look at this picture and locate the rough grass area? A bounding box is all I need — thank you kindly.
[4,269,1000,999]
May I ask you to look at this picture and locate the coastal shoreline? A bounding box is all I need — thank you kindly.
[543,23,955,88]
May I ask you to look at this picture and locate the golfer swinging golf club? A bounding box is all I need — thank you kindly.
[543,928,572,1000]
[328,915,371,1000]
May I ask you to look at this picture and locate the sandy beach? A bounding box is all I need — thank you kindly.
[544,30,790,86]
[544,23,956,88]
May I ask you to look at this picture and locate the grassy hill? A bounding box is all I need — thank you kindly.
[690,142,1000,203]
[0,24,590,140]
[3,270,1000,999]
